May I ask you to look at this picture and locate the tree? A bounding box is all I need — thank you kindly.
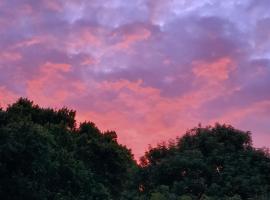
[74,122,136,198]
[139,124,270,199]
[0,98,136,199]
[1,99,270,200]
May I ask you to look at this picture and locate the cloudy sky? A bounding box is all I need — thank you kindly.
[0,0,270,158]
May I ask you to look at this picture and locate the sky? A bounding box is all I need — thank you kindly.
[0,0,270,159]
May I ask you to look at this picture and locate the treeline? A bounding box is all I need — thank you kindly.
[0,98,269,200]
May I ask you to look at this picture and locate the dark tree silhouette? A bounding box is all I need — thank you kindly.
[0,98,136,200]
[0,98,269,200]
[139,124,270,200]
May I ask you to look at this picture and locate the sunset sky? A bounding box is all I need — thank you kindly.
[0,0,269,158]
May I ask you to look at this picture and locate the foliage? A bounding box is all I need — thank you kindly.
[139,124,270,199]
[0,98,270,199]
[0,98,136,199]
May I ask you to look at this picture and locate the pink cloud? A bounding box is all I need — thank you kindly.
[26,62,83,107]
[74,78,241,159]
[213,100,270,124]
[43,0,63,12]
[80,30,101,46]
[0,0,269,160]
[192,57,235,82]
[114,28,151,50]
[0,51,22,61]
[42,62,71,72]
[13,36,46,48]
[0,86,18,108]
[209,100,270,148]
[81,56,97,66]
[67,29,102,53]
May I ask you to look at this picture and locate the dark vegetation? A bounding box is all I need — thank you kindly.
[0,98,269,200]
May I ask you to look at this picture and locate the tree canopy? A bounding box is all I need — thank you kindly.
[0,98,136,200]
[0,98,269,200]
[139,124,270,200]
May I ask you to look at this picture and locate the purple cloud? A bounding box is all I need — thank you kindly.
[0,0,269,159]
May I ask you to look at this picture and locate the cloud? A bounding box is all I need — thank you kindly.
[113,27,151,50]
[0,86,18,108]
[192,57,235,82]
[0,51,22,62]
[0,0,269,159]
[26,62,85,107]
[44,0,63,12]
